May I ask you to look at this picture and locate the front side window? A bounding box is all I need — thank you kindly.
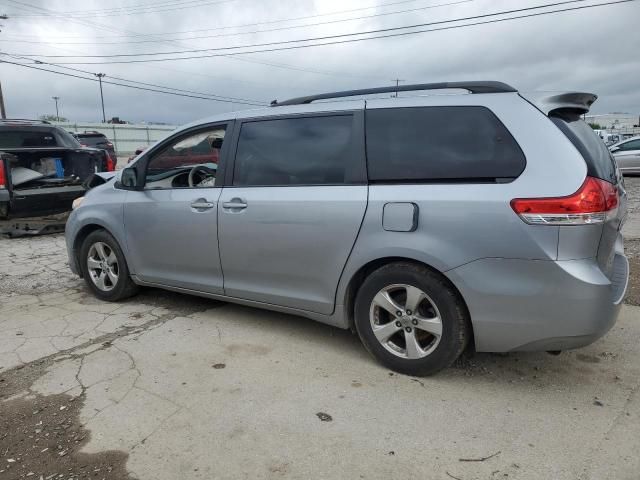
[233,115,353,186]
[365,106,526,182]
[144,126,226,189]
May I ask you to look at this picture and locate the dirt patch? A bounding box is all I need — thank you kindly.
[0,392,132,480]
[0,346,133,479]
[624,238,640,306]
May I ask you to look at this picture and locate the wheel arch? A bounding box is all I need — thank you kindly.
[342,256,473,344]
[73,223,132,277]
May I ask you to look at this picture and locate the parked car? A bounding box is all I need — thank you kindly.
[65,81,628,376]
[0,119,111,219]
[609,136,640,175]
[72,131,116,170]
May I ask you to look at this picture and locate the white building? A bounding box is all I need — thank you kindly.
[584,113,639,130]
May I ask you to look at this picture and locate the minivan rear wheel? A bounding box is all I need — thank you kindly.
[80,230,139,302]
[354,262,470,376]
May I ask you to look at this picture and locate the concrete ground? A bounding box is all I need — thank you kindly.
[1,180,640,480]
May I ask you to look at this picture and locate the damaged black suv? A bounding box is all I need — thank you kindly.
[0,119,111,219]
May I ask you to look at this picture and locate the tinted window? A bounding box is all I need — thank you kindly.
[56,129,81,148]
[234,115,353,186]
[551,113,617,183]
[0,130,59,148]
[365,106,525,182]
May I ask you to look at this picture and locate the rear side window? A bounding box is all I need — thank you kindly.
[550,113,617,183]
[0,130,59,148]
[233,115,354,186]
[365,106,525,182]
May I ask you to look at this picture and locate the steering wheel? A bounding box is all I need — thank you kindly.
[188,165,217,187]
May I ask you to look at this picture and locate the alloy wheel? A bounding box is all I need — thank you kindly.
[369,284,443,359]
[87,241,119,292]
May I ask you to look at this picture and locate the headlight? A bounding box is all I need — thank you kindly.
[72,196,84,210]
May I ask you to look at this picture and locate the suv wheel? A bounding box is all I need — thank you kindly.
[80,230,139,301]
[354,262,470,376]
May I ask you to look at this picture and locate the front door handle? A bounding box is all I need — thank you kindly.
[191,199,215,210]
[222,198,248,210]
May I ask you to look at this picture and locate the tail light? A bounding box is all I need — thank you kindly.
[105,153,115,172]
[0,160,6,188]
[511,176,618,225]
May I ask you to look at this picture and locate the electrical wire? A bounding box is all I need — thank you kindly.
[12,0,635,62]
[4,0,388,81]
[0,58,268,106]
[6,0,239,18]
[0,0,475,45]
[3,53,267,103]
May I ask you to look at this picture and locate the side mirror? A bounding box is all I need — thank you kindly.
[610,147,620,153]
[119,167,142,190]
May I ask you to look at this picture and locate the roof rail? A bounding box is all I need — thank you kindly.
[270,81,517,106]
[0,118,51,125]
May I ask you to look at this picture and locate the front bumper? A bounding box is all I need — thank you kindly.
[446,252,629,353]
[65,210,81,276]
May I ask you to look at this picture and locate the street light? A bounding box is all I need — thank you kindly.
[51,96,60,122]
[94,73,106,123]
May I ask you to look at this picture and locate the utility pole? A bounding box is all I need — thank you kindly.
[52,96,60,121]
[94,73,106,123]
[1,15,8,119]
[0,81,6,119]
[392,78,405,98]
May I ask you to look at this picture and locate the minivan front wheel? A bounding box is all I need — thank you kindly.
[80,230,139,301]
[354,262,470,376]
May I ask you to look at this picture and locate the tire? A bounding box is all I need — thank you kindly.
[79,229,139,302]
[354,262,470,376]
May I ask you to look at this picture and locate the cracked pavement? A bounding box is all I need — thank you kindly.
[1,179,640,479]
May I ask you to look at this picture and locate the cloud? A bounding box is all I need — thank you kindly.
[2,0,638,124]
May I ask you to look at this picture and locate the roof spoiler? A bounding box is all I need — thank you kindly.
[520,91,597,116]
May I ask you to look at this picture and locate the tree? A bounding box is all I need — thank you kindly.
[39,114,69,122]
[588,122,602,130]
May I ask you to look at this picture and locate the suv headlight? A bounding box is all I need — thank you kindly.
[72,196,84,210]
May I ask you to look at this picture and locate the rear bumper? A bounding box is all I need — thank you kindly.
[446,252,629,352]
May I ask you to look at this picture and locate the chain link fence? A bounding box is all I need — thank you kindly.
[54,122,177,156]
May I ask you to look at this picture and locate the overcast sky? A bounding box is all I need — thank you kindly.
[1,0,639,124]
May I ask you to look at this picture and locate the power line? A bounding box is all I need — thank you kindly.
[6,0,239,18]
[0,59,267,106]
[0,0,475,45]
[12,0,634,62]
[3,0,421,34]
[4,0,385,81]
[2,53,268,103]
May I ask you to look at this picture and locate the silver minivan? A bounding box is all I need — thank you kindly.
[66,82,629,376]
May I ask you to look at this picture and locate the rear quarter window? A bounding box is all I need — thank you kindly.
[550,113,617,183]
[365,106,526,182]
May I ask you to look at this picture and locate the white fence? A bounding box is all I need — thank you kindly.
[54,122,177,156]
